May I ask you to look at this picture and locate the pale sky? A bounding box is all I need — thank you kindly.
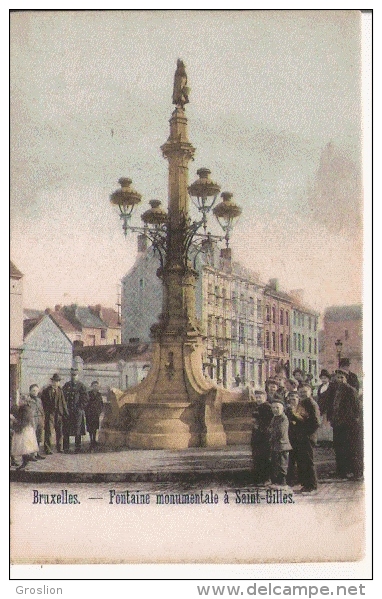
[10,10,365,315]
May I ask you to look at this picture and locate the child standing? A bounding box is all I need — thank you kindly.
[250,390,274,485]
[269,397,292,487]
[11,404,39,470]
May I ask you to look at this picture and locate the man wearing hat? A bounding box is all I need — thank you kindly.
[331,369,362,479]
[294,382,321,492]
[62,368,88,453]
[339,358,360,392]
[316,369,336,419]
[41,373,68,454]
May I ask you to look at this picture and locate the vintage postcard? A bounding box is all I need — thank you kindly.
[10,9,370,577]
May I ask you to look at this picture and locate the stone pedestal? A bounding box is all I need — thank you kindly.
[128,403,191,449]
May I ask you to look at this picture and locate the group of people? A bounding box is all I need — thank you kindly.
[250,358,363,493]
[10,368,104,470]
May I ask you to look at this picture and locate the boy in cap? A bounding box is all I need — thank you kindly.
[266,378,279,402]
[269,396,292,487]
[250,390,274,485]
[292,368,304,389]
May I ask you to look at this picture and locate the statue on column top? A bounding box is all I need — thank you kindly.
[172,59,190,108]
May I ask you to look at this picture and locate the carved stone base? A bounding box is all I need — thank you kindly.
[99,341,253,450]
[98,428,128,448]
[127,403,191,449]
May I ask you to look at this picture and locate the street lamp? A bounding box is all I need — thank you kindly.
[335,339,343,369]
[104,59,244,450]
[110,171,241,266]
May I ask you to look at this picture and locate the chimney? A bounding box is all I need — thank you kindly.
[290,289,304,303]
[137,234,148,253]
[55,304,62,312]
[269,278,279,291]
[45,308,51,314]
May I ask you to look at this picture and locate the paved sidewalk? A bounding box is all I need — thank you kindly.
[10,442,338,484]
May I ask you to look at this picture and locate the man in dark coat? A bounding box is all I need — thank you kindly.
[250,390,274,485]
[85,381,104,450]
[316,369,337,421]
[290,383,321,493]
[62,368,88,453]
[331,369,362,479]
[41,373,68,454]
[339,358,360,392]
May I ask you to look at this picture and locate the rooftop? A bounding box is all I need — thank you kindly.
[10,261,23,279]
[74,342,152,364]
[324,305,363,322]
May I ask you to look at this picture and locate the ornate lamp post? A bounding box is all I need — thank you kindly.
[335,339,343,369]
[103,60,242,450]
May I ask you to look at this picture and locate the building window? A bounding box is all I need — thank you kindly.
[272,306,276,324]
[207,316,213,337]
[302,335,305,352]
[308,337,312,353]
[139,278,144,289]
[257,329,263,347]
[298,358,301,369]
[309,359,312,373]
[314,339,317,354]
[258,363,263,387]
[280,333,284,353]
[308,316,311,330]
[345,329,349,340]
[280,309,284,325]
[231,320,237,340]
[232,292,237,313]
[298,334,301,351]
[286,335,289,353]
[101,329,106,339]
[239,322,245,344]
[302,314,305,327]
[293,333,297,350]
[314,318,317,331]
[286,311,289,326]
[293,311,297,326]
[248,324,254,344]
[249,297,254,315]
[265,331,270,350]
[272,332,276,351]
[302,359,305,372]
[266,305,271,322]
[257,299,262,318]
[216,318,221,338]
[294,358,297,369]
[239,294,244,313]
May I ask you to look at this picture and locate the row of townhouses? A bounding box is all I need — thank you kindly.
[121,239,320,389]
[11,257,362,402]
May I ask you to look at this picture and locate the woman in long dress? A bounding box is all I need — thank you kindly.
[11,404,39,469]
